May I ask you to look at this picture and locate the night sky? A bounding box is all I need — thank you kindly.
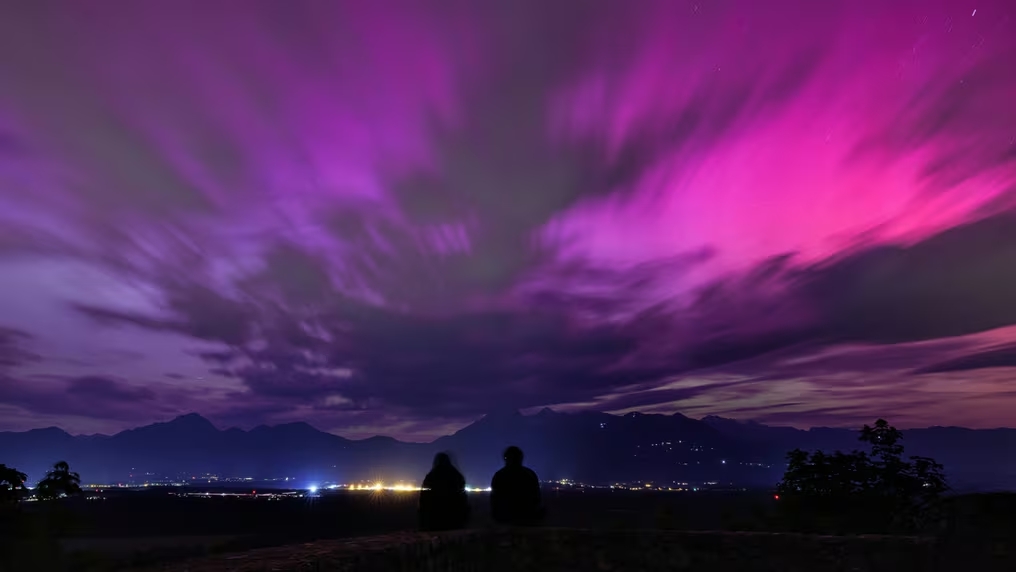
[1,0,1015,440]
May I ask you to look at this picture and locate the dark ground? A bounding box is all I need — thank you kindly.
[61,488,783,537]
[2,488,1014,571]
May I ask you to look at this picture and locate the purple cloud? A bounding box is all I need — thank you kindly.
[915,344,1016,374]
[0,0,1015,436]
[0,327,38,370]
[0,374,180,426]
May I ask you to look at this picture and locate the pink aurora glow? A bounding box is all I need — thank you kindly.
[0,0,1015,438]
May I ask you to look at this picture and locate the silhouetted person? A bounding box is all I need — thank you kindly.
[419,452,470,531]
[490,445,544,526]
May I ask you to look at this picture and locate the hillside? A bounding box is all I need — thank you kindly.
[1,411,1014,490]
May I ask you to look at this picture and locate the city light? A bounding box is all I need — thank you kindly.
[321,482,496,493]
[342,482,423,492]
[78,476,743,498]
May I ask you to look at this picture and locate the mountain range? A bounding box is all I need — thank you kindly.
[1,410,1014,491]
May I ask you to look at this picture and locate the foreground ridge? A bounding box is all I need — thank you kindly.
[138,528,936,572]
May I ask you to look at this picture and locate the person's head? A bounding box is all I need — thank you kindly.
[503,445,524,466]
[433,452,452,469]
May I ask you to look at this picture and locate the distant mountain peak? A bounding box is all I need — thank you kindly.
[275,421,316,430]
[536,407,557,417]
[701,414,765,426]
[27,426,71,437]
[250,421,322,434]
[702,415,737,423]
[165,413,217,431]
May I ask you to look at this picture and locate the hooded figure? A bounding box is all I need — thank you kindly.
[419,452,470,530]
[490,446,544,525]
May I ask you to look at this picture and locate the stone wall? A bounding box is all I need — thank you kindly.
[143,528,937,572]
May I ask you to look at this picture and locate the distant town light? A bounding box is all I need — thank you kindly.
[308,485,318,494]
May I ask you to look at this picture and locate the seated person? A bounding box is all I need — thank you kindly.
[419,452,470,530]
[490,446,545,526]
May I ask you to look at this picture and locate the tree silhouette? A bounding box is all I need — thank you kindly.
[0,464,28,504]
[35,461,81,501]
[777,419,948,532]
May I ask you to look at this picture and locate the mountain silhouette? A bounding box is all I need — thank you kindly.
[0,412,1013,491]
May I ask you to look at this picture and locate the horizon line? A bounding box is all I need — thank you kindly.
[4,409,1012,441]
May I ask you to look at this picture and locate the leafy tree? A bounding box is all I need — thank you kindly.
[0,464,28,504]
[1,463,71,571]
[777,419,948,532]
[859,419,948,529]
[35,461,81,501]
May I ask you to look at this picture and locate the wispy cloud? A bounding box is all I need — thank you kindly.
[0,0,1014,436]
